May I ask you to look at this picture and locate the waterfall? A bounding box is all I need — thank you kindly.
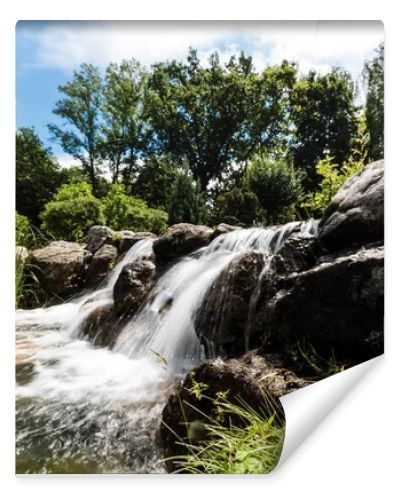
[15,220,318,473]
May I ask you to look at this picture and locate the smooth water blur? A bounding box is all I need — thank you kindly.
[15,221,318,473]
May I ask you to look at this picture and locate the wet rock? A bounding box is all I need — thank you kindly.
[160,352,305,471]
[85,244,118,288]
[114,230,156,254]
[195,251,267,357]
[319,160,384,251]
[256,245,384,361]
[153,223,213,265]
[113,259,156,316]
[85,225,115,254]
[81,303,119,347]
[211,223,241,240]
[28,242,92,298]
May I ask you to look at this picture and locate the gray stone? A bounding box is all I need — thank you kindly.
[318,160,384,251]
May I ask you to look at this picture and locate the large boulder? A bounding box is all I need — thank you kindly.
[85,244,118,288]
[195,251,267,357]
[114,230,156,254]
[318,160,384,251]
[28,241,92,298]
[85,225,115,254]
[255,245,384,361]
[153,223,213,265]
[113,259,156,316]
[160,352,305,471]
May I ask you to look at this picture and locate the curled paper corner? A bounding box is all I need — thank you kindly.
[275,354,383,470]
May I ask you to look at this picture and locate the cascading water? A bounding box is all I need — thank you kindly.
[15,220,318,473]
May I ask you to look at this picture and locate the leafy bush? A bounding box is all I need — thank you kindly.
[246,154,304,224]
[168,164,205,225]
[301,156,364,216]
[101,184,168,234]
[16,212,30,247]
[40,182,105,241]
[215,187,261,226]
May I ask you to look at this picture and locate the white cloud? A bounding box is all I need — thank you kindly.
[18,20,383,83]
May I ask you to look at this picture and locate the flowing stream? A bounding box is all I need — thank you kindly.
[16,220,318,473]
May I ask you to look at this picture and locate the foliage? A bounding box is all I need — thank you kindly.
[246,154,304,224]
[164,391,285,474]
[15,213,49,309]
[302,116,368,216]
[363,43,384,161]
[289,340,347,381]
[215,187,261,226]
[290,68,358,189]
[16,212,30,246]
[16,128,64,226]
[146,49,297,190]
[48,64,104,194]
[101,59,148,183]
[131,156,177,209]
[40,182,105,241]
[168,163,205,225]
[101,184,168,234]
[301,156,364,216]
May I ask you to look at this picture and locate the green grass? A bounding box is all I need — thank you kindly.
[15,223,51,309]
[289,339,347,381]
[163,392,285,474]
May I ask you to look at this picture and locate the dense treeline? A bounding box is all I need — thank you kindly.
[16,44,384,242]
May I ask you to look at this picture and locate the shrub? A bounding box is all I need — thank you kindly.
[215,187,261,226]
[246,154,304,224]
[101,184,168,234]
[40,182,105,242]
[301,155,364,216]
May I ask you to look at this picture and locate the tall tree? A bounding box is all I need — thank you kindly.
[48,64,104,194]
[145,49,297,190]
[102,59,148,184]
[363,43,384,161]
[290,68,358,189]
[16,127,63,226]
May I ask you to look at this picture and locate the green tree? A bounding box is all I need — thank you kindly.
[48,64,104,194]
[146,49,297,190]
[132,156,177,209]
[290,68,358,189]
[168,163,205,225]
[40,182,104,241]
[363,43,384,160]
[101,184,168,234]
[16,128,64,226]
[215,187,261,226]
[246,154,304,224]
[102,59,148,184]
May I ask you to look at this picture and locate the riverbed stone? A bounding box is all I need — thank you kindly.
[85,225,115,254]
[85,244,118,288]
[28,241,92,298]
[113,259,156,316]
[114,230,157,254]
[153,223,213,265]
[195,251,267,357]
[255,245,384,360]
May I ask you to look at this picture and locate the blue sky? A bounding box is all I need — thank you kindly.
[16,20,383,167]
